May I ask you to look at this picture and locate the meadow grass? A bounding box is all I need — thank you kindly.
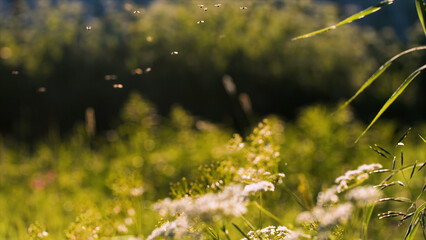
[0,93,424,239]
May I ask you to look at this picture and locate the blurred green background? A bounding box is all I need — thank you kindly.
[0,0,424,141]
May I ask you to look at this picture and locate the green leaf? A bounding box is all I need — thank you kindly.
[356,64,426,143]
[338,46,426,112]
[416,0,426,37]
[292,0,396,40]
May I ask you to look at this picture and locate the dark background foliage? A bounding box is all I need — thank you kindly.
[0,0,424,142]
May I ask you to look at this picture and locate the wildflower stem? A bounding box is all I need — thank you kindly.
[379,162,425,186]
[206,226,219,240]
[232,223,250,239]
[253,202,283,225]
[240,215,255,230]
[361,204,375,240]
[258,193,263,228]
[282,184,308,210]
[221,224,231,240]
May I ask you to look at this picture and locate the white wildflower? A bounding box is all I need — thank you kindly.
[125,217,133,226]
[318,203,353,227]
[117,224,128,233]
[242,225,307,240]
[146,215,195,240]
[37,231,48,238]
[153,196,192,217]
[316,187,339,207]
[128,208,136,216]
[244,181,275,194]
[253,156,262,164]
[146,214,200,240]
[345,186,382,206]
[237,167,284,183]
[237,167,268,181]
[191,184,248,221]
[297,203,353,228]
[335,164,382,193]
[130,186,144,196]
[153,184,248,222]
[357,163,383,172]
[296,211,316,224]
[113,205,121,214]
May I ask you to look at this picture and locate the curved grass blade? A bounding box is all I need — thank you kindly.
[404,202,426,240]
[292,0,396,40]
[338,46,426,112]
[416,0,426,37]
[356,64,426,143]
[405,219,421,240]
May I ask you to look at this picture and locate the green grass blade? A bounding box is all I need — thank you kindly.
[362,204,376,240]
[232,223,250,239]
[338,46,426,112]
[398,128,412,144]
[240,215,256,230]
[253,202,283,224]
[419,134,426,143]
[416,0,426,37]
[356,64,426,143]
[206,227,220,240]
[405,220,421,240]
[282,184,308,210]
[404,202,426,240]
[292,0,396,40]
[410,161,417,179]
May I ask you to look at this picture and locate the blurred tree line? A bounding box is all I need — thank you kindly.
[0,0,424,142]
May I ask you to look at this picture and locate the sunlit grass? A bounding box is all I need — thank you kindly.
[0,94,424,239]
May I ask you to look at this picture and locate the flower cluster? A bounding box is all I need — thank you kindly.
[151,179,280,239]
[150,119,286,239]
[335,163,382,193]
[243,180,275,194]
[154,184,249,222]
[345,186,382,206]
[28,222,49,240]
[65,210,103,240]
[242,225,307,240]
[146,215,197,240]
[237,167,285,185]
[297,203,353,228]
[297,163,385,239]
[316,187,339,207]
